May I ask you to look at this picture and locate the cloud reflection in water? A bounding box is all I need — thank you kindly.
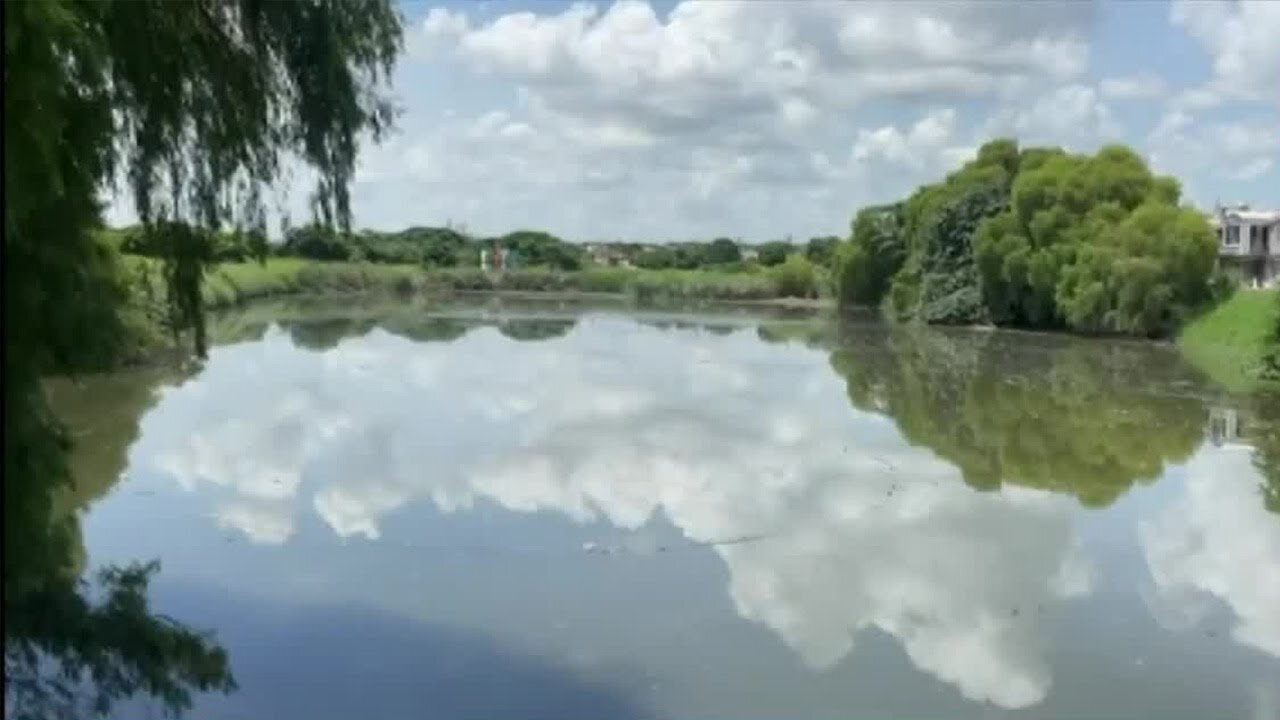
[131,318,1099,708]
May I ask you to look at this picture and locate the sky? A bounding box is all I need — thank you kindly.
[109,0,1280,242]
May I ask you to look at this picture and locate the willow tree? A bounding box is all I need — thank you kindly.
[4,1,402,717]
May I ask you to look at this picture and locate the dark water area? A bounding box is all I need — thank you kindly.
[50,296,1280,719]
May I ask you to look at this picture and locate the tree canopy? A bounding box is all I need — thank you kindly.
[707,237,743,265]
[757,241,793,267]
[837,139,1221,337]
[4,0,404,717]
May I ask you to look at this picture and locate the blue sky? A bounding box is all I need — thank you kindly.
[111,0,1280,241]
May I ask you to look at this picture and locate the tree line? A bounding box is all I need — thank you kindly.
[835,139,1227,337]
[104,222,843,275]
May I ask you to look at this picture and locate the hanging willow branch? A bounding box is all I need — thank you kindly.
[105,0,403,357]
[5,1,403,717]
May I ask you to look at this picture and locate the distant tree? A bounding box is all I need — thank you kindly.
[805,236,839,266]
[403,227,468,267]
[706,237,742,265]
[635,247,676,270]
[282,224,353,261]
[498,230,583,270]
[672,244,707,269]
[758,241,793,267]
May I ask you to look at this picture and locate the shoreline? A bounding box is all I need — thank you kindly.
[116,259,1280,396]
[448,287,833,310]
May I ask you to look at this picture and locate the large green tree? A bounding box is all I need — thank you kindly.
[835,139,1218,337]
[4,1,403,717]
[975,144,1215,336]
[836,203,905,306]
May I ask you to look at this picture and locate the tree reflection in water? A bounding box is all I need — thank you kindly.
[8,368,233,720]
[827,324,1208,507]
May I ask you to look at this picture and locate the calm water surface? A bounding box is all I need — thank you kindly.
[54,297,1280,719]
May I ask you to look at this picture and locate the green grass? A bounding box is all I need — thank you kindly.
[116,257,432,358]
[123,256,429,309]
[122,256,831,307]
[426,266,827,301]
[204,259,427,307]
[118,257,831,358]
[1178,289,1280,393]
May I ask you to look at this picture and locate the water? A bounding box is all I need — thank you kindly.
[54,297,1280,719]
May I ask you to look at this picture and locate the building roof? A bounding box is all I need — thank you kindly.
[1208,208,1280,226]
[1228,210,1280,224]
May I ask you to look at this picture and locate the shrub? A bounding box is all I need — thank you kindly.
[769,255,818,298]
[758,241,792,267]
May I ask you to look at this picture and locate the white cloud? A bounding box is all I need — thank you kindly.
[778,95,819,130]
[1099,73,1166,100]
[129,317,1097,709]
[1141,445,1280,659]
[1170,0,1280,104]
[990,84,1120,148]
[99,0,1279,240]
[1231,157,1276,182]
[852,108,961,170]
[379,0,1095,239]
[215,502,295,545]
[1146,112,1280,202]
[1217,124,1280,156]
[423,1,1091,117]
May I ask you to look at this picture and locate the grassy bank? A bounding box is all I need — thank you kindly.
[428,266,826,302]
[115,258,831,360]
[122,256,428,309]
[129,258,831,308]
[116,257,430,361]
[203,259,428,307]
[1177,289,1280,393]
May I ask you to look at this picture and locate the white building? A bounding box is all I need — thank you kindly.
[1208,203,1280,288]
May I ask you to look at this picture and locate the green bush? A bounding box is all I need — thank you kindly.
[837,204,906,306]
[805,236,839,266]
[758,241,792,267]
[770,255,818,298]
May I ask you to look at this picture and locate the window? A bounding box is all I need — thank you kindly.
[1225,225,1240,246]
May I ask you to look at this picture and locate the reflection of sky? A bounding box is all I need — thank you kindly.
[1141,444,1280,659]
[125,318,1102,709]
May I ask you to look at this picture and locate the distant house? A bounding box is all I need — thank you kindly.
[584,243,633,268]
[1208,203,1280,288]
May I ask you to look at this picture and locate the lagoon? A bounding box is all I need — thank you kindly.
[54,297,1280,720]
